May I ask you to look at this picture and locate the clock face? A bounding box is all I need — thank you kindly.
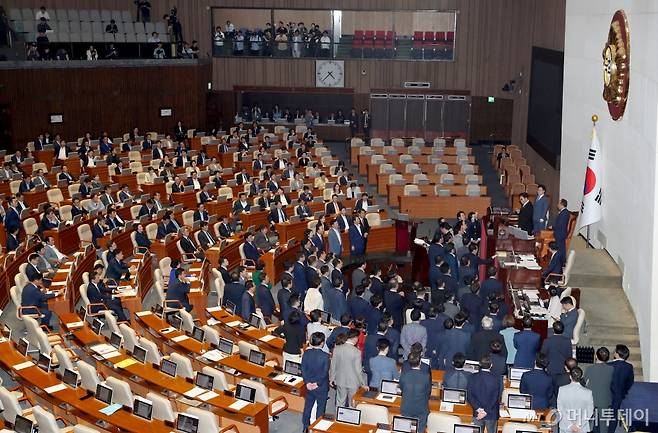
[316,60,345,88]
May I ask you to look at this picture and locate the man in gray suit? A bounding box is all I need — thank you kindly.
[400,309,427,359]
[560,297,578,339]
[43,236,68,268]
[351,261,367,294]
[328,219,343,257]
[533,184,549,233]
[557,367,594,433]
[254,225,275,251]
[584,347,614,433]
[330,329,366,407]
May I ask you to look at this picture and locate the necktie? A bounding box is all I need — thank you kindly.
[279,209,284,221]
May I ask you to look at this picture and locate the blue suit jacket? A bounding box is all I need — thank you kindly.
[4,207,20,232]
[293,262,308,296]
[438,328,471,370]
[240,291,256,320]
[365,305,383,334]
[301,348,330,387]
[442,368,472,390]
[467,370,502,419]
[348,225,366,255]
[428,243,445,267]
[420,317,444,356]
[428,265,442,290]
[542,251,564,278]
[324,286,348,322]
[243,241,261,261]
[6,234,19,252]
[400,368,432,415]
[311,234,324,251]
[166,279,190,309]
[533,195,549,231]
[520,368,554,409]
[21,283,53,310]
[255,284,275,317]
[513,330,541,368]
[480,278,504,299]
[348,296,370,321]
[553,209,570,243]
[444,253,459,282]
[609,360,634,407]
[224,282,246,315]
[369,354,400,388]
[106,258,128,280]
[384,291,405,330]
[541,335,573,376]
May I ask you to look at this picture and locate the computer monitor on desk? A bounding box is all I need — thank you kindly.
[442,388,467,404]
[235,384,256,403]
[133,396,153,421]
[195,372,214,391]
[463,360,481,373]
[393,416,418,433]
[218,337,234,355]
[336,406,361,425]
[176,413,199,433]
[95,383,113,404]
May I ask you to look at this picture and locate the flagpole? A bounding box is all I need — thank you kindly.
[585,114,599,249]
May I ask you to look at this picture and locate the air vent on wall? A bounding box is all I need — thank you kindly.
[403,82,431,88]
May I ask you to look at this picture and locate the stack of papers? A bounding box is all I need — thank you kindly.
[198,391,218,401]
[226,320,242,327]
[228,400,250,410]
[45,383,67,394]
[67,321,84,329]
[13,361,34,370]
[99,403,122,415]
[184,387,207,398]
[202,350,225,362]
[207,306,222,313]
[259,335,276,343]
[135,311,152,317]
[172,335,189,343]
[90,344,115,355]
[440,402,455,412]
[115,358,138,369]
[314,420,334,431]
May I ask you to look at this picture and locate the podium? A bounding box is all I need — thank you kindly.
[275,219,310,244]
[23,189,49,209]
[170,190,198,210]
[261,243,300,284]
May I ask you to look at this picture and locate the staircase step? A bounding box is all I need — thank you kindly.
[567,274,623,289]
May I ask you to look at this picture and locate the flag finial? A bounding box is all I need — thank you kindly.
[591,114,599,124]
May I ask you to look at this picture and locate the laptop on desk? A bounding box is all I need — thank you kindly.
[507,393,535,419]
[508,367,530,388]
[377,379,401,402]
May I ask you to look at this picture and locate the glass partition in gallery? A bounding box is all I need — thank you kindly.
[211,9,457,61]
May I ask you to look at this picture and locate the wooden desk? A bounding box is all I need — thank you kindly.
[364,225,396,254]
[310,417,375,433]
[275,219,311,244]
[60,314,270,433]
[386,184,488,207]
[375,172,483,195]
[359,154,475,177]
[23,189,49,209]
[219,354,305,412]
[350,144,468,164]
[398,195,492,218]
[86,165,110,183]
[171,190,198,210]
[260,243,301,284]
[113,172,139,192]
[43,219,90,255]
[0,340,179,433]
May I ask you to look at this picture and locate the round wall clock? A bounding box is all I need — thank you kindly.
[602,10,630,121]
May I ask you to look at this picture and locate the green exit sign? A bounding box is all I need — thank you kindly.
[487,96,495,103]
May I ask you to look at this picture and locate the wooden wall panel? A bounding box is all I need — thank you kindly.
[0,62,210,149]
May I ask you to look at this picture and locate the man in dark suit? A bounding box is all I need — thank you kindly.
[255,274,276,321]
[91,218,109,249]
[86,270,128,321]
[421,306,445,368]
[277,277,294,322]
[480,266,503,299]
[6,227,20,252]
[78,179,92,198]
[197,222,217,250]
[179,226,205,261]
[58,166,75,183]
[348,285,371,321]
[442,352,473,389]
[384,282,405,330]
[400,352,432,433]
[553,198,570,265]
[468,316,507,361]
[584,347,614,433]
[156,214,175,240]
[242,232,261,262]
[520,353,554,409]
[215,216,232,238]
[608,344,635,433]
[19,173,34,192]
[232,193,251,214]
[224,271,245,315]
[542,241,564,279]
[4,198,21,232]
[301,332,330,432]
[134,224,152,250]
[152,142,165,160]
[106,250,130,281]
[438,314,472,370]
[354,193,372,212]
[167,268,192,312]
[325,195,343,215]
[514,316,541,368]
[22,273,56,326]
[517,192,534,235]
[240,281,256,321]
[541,321,574,376]
[349,218,366,257]
[139,199,157,218]
[467,355,502,433]
[293,253,309,299]
[193,203,209,222]
[268,201,288,225]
